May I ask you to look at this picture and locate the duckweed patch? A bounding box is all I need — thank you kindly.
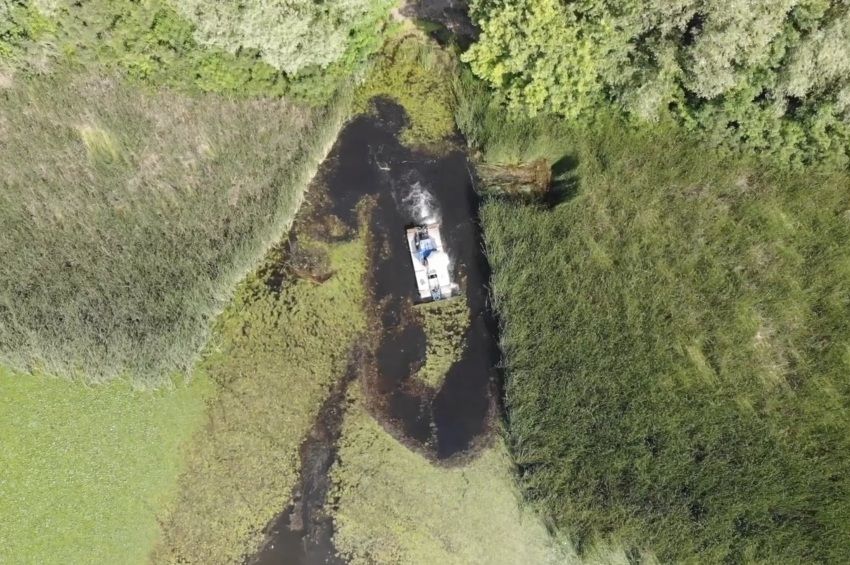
[412,297,469,389]
[329,389,570,565]
[154,234,367,563]
[355,36,456,146]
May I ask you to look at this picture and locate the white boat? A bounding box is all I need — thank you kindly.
[406,223,457,302]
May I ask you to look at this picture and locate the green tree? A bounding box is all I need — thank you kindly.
[462,0,606,118]
[175,0,392,76]
[463,0,850,167]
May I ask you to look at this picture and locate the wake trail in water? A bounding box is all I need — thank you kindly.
[400,179,441,225]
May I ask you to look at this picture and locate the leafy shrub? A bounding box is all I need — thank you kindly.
[463,0,850,167]
[175,0,393,76]
[5,0,392,103]
[0,0,54,59]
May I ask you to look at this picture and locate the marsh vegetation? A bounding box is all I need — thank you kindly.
[465,105,850,562]
[453,3,850,559]
[3,2,850,564]
[0,72,346,383]
[0,0,394,383]
[156,231,367,563]
[0,2,389,562]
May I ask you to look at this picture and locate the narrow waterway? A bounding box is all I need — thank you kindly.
[325,98,499,458]
[250,351,363,565]
[250,98,500,563]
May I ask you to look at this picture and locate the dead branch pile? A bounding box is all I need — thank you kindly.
[476,158,552,199]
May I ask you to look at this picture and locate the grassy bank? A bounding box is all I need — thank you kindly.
[0,369,209,564]
[0,211,367,565]
[477,114,850,561]
[154,229,367,562]
[0,71,347,384]
[329,389,572,564]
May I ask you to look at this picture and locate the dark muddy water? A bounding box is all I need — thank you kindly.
[249,98,499,563]
[403,0,478,48]
[250,354,361,565]
[325,98,499,458]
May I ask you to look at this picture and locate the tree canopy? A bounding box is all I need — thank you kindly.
[463,0,850,167]
[175,0,392,76]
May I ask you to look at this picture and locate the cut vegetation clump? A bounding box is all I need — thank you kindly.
[412,297,469,389]
[475,159,552,200]
[0,71,347,384]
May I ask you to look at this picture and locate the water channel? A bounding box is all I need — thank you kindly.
[251,98,500,564]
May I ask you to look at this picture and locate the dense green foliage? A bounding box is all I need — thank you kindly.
[0,1,54,58]
[0,72,346,383]
[477,114,850,561]
[463,0,598,120]
[51,0,294,97]
[0,367,208,564]
[463,0,850,166]
[176,0,392,76]
[2,0,390,102]
[356,36,458,144]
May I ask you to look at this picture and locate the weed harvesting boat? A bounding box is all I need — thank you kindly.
[406,223,457,302]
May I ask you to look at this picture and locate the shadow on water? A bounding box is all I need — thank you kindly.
[249,97,500,563]
[402,0,478,49]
